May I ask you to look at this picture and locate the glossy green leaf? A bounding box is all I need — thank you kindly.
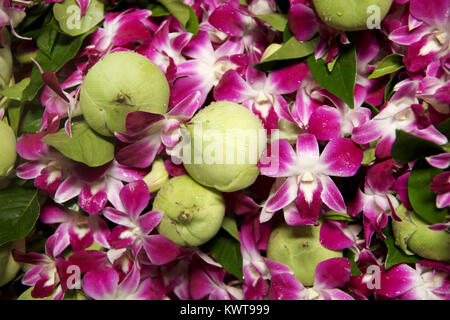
[221,215,240,241]
[322,210,356,222]
[343,249,362,276]
[203,230,243,280]
[148,3,170,16]
[383,223,420,270]
[36,24,58,57]
[408,160,447,224]
[391,130,444,163]
[42,121,115,167]
[158,0,190,27]
[0,188,40,246]
[20,104,43,134]
[368,54,404,79]
[307,46,356,108]
[185,5,199,35]
[7,100,23,135]
[255,13,287,32]
[0,78,30,101]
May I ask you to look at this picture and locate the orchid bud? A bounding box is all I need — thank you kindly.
[312,0,393,31]
[53,0,104,36]
[0,121,17,177]
[392,206,450,262]
[143,158,169,193]
[153,175,225,247]
[80,51,170,136]
[266,222,343,286]
[182,101,267,192]
[0,239,25,287]
[261,43,282,61]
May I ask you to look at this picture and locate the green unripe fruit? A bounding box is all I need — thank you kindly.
[0,121,17,177]
[183,101,267,192]
[313,0,393,31]
[153,175,225,247]
[80,51,170,136]
[266,222,343,286]
[0,29,12,91]
[0,239,25,287]
[392,206,450,262]
[54,0,104,36]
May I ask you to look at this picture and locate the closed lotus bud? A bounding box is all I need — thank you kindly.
[153,175,225,247]
[53,0,104,36]
[182,101,267,192]
[80,51,170,136]
[0,121,17,177]
[312,0,393,31]
[0,29,13,108]
[392,206,450,262]
[0,239,25,287]
[143,158,169,193]
[267,222,343,286]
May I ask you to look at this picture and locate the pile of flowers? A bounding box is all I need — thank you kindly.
[0,0,448,300]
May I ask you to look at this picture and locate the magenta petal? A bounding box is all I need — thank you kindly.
[54,176,83,204]
[189,266,213,300]
[410,0,450,28]
[138,210,163,234]
[296,133,320,159]
[426,153,450,169]
[296,179,322,223]
[288,3,318,41]
[42,72,70,103]
[119,180,150,221]
[209,3,244,37]
[76,0,90,17]
[40,205,68,224]
[143,235,180,265]
[83,266,119,300]
[264,259,303,300]
[125,111,165,136]
[366,159,396,193]
[320,176,346,213]
[320,138,363,177]
[314,257,351,289]
[117,265,140,295]
[265,177,298,212]
[167,91,202,119]
[67,250,108,273]
[258,139,298,177]
[115,135,162,168]
[79,185,108,215]
[17,132,48,160]
[16,162,45,180]
[213,70,250,103]
[268,63,309,94]
[321,288,354,300]
[307,106,342,141]
[376,264,418,298]
[320,220,354,250]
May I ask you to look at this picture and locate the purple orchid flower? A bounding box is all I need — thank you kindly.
[0,0,30,41]
[258,134,363,225]
[426,152,450,208]
[389,0,450,72]
[213,63,309,130]
[347,249,384,299]
[319,219,362,251]
[376,261,450,300]
[417,60,450,116]
[265,257,354,300]
[170,30,246,107]
[83,264,165,300]
[115,91,202,168]
[40,204,111,254]
[103,180,181,265]
[352,80,447,158]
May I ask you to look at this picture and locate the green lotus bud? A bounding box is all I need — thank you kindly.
[0,121,17,177]
[154,175,225,247]
[0,29,12,92]
[143,158,169,193]
[312,0,393,31]
[267,222,342,286]
[80,51,170,136]
[182,101,267,192]
[261,43,282,61]
[0,239,25,287]
[392,206,450,262]
[54,0,104,36]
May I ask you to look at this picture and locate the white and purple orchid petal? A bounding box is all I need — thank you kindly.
[352,120,383,145]
[117,265,140,297]
[389,24,429,45]
[12,250,50,266]
[307,106,342,141]
[209,2,244,37]
[170,74,212,108]
[107,162,145,183]
[410,0,450,28]
[167,90,203,119]
[366,159,396,194]
[314,257,351,290]
[287,3,318,41]
[75,0,91,17]
[119,180,150,221]
[83,266,119,300]
[189,265,214,300]
[124,111,165,137]
[34,168,63,197]
[404,36,440,72]
[16,162,45,180]
[16,132,49,160]
[282,201,316,226]
[436,192,450,209]
[108,225,134,249]
[40,205,69,224]
[115,135,162,169]
[46,224,71,257]
[320,138,363,177]
[264,259,304,300]
[320,175,346,213]
[267,63,309,94]
[54,176,83,204]
[319,220,355,250]
[265,177,298,213]
[68,224,94,251]
[376,264,419,298]
[105,178,125,212]
[79,184,108,215]
[409,125,448,146]
[31,275,57,299]
[374,132,396,159]
[111,10,152,47]
[258,139,298,177]
[21,265,45,286]
[103,207,134,227]
[67,250,108,273]
[213,69,251,102]
[143,235,180,265]
[321,288,355,300]
[426,153,450,169]
[138,210,163,235]
[296,133,320,159]
[296,178,323,224]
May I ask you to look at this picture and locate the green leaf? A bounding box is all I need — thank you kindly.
[203,230,243,280]
[221,215,240,241]
[343,250,362,276]
[383,222,420,270]
[408,160,447,224]
[282,23,293,43]
[307,46,356,108]
[185,5,199,35]
[7,100,23,135]
[255,13,287,32]
[239,0,248,6]
[437,118,450,139]
[158,0,190,27]
[20,104,43,134]
[254,36,318,72]
[368,54,404,79]
[0,78,31,101]
[42,121,115,167]
[36,24,58,57]
[0,188,40,246]
[22,30,95,102]
[391,130,444,163]
[147,3,170,16]
[322,210,356,222]
[384,75,397,102]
